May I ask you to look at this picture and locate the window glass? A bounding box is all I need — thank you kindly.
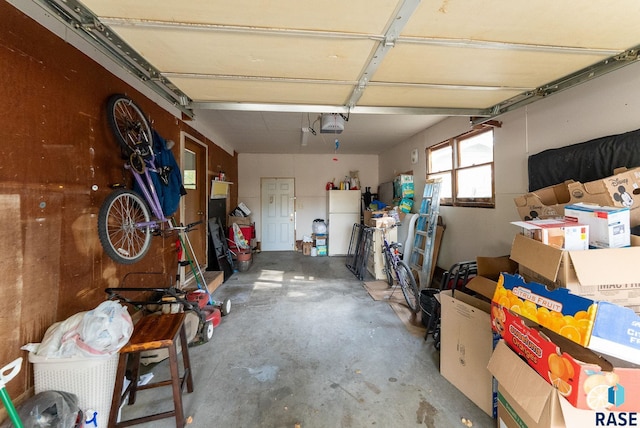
[430,144,452,173]
[426,126,496,207]
[183,149,196,190]
[457,165,493,198]
[459,130,493,168]
[428,172,452,199]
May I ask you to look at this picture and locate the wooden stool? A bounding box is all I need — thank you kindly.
[109,312,194,427]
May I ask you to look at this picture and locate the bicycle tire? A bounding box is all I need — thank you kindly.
[383,247,394,286]
[98,188,153,264]
[106,94,153,159]
[396,260,421,313]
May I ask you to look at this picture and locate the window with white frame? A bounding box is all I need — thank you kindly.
[427,126,496,208]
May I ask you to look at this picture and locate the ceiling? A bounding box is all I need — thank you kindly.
[30,0,640,154]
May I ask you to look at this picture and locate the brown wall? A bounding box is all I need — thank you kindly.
[0,2,237,410]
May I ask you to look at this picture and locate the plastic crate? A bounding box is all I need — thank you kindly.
[28,352,119,427]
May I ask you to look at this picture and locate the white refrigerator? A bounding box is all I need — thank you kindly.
[326,190,361,256]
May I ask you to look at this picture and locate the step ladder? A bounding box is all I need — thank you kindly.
[409,178,442,289]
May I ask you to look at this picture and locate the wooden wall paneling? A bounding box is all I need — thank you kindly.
[0,2,239,416]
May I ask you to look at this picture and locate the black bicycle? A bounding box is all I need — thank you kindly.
[381,225,420,314]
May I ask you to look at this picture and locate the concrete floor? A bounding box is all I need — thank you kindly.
[119,252,495,428]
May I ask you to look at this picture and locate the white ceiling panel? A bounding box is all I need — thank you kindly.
[170,78,354,105]
[27,0,640,153]
[108,25,376,81]
[403,0,640,50]
[373,44,610,88]
[359,85,524,110]
[83,0,399,34]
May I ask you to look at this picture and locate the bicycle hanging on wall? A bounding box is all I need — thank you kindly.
[97,94,183,264]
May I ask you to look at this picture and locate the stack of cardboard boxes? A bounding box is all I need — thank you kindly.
[438,167,640,427]
[313,233,327,256]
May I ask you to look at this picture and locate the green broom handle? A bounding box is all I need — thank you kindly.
[0,358,23,428]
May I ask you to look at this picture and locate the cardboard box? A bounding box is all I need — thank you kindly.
[510,233,640,314]
[440,289,499,417]
[514,166,640,227]
[312,233,327,247]
[476,255,518,282]
[492,274,640,364]
[364,210,386,226]
[491,304,640,412]
[489,340,566,428]
[493,273,640,364]
[302,242,312,256]
[590,301,640,365]
[511,219,589,250]
[228,215,253,226]
[491,274,640,408]
[492,273,595,347]
[370,217,396,228]
[489,340,640,428]
[230,202,252,217]
[564,204,630,249]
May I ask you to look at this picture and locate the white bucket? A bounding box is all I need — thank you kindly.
[310,247,318,257]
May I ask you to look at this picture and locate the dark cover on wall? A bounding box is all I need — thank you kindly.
[528,128,640,191]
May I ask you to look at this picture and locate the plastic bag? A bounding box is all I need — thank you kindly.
[31,313,85,358]
[312,219,327,234]
[2,391,82,428]
[73,301,133,356]
[27,301,133,358]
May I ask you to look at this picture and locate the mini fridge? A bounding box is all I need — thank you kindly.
[326,190,361,256]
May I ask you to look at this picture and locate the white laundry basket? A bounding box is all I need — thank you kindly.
[28,352,119,428]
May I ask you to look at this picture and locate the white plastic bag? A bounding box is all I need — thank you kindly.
[32,312,85,358]
[27,301,133,358]
[73,301,133,356]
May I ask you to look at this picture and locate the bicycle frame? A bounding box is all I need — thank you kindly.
[127,157,172,231]
[383,235,402,279]
[380,224,420,313]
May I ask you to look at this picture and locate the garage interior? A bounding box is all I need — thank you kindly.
[3,0,640,427]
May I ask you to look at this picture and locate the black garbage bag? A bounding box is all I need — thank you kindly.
[3,390,82,428]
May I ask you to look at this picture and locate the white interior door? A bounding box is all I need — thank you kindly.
[261,178,295,251]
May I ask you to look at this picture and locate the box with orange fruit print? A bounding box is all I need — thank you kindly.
[491,273,640,411]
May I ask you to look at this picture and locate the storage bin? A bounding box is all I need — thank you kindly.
[28,352,119,428]
[228,224,255,250]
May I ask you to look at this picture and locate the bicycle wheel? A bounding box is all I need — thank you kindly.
[396,260,421,313]
[383,247,394,286]
[106,94,153,159]
[98,188,153,264]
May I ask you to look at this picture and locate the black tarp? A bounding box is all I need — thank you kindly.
[528,128,640,191]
